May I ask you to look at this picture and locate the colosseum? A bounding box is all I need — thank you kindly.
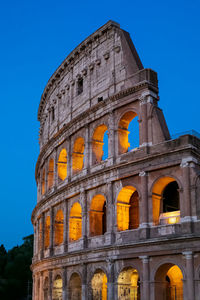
[31,21,200,300]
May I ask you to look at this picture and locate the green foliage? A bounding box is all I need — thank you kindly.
[0,235,33,300]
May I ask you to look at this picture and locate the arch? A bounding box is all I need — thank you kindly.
[92,124,108,164]
[41,168,45,195]
[58,149,67,181]
[152,176,180,225]
[118,111,139,154]
[44,216,50,249]
[117,186,139,231]
[69,202,82,242]
[154,263,183,300]
[91,269,107,300]
[43,277,49,300]
[90,194,107,236]
[48,159,54,188]
[117,267,140,300]
[54,210,64,246]
[72,137,85,174]
[68,272,82,300]
[52,274,63,300]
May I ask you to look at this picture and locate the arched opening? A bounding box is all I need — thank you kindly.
[152,177,180,225]
[43,277,49,300]
[118,111,139,154]
[72,137,85,174]
[44,216,50,249]
[38,220,42,252]
[54,210,64,246]
[118,267,140,299]
[48,159,54,188]
[52,275,63,300]
[91,269,107,300]
[41,169,45,195]
[117,186,139,231]
[92,124,108,164]
[69,203,82,242]
[68,273,82,300]
[90,195,106,237]
[58,149,67,181]
[154,263,183,300]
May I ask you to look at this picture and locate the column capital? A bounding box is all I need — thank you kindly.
[139,255,149,263]
[182,251,193,259]
[180,157,197,168]
[139,171,147,177]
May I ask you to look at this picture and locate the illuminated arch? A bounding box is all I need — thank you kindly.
[118,111,138,154]
[117,186,139,231]
[92,124,108,164]
[52,275,63,300]
[69,203,82,242]
[91,269,107,300]
[152,176,180,225]
[118,267,140,299]
[58,149,67,181]
[72,137,85,174]
[154,263,183,300]
[68,273,82,300]
[54,210,64,246]
[41,169,45,195]
[90,195,106,236]
[44,216,50,249]
[48,159,54,188]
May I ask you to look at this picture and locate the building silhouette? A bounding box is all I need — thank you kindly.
[31,21,200,300]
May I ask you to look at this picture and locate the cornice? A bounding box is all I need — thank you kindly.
[38,20,120,121]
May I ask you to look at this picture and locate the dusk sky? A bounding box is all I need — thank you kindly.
[0,0,200,250]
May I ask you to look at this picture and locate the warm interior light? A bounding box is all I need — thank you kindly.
[159,211,180,225]
[90,194,106,236]
[69,202,82,242]
[58,149,67,181]
[72,137,84,174]
[54,210,64,245]
[44,216,50,249]
[118,111,137,154]
[91,270,107,300]
[48,159,54,188]
[92,124,108,164]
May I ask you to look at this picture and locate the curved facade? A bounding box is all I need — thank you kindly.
[32,21,200,300]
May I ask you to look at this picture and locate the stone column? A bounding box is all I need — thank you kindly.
[139,256,150,300]
[48,270,52,300]
[108,110,115,161]
[140,95,148,146]
[39,272,43,300]
[63,200,68,252]
[82,263,88,300]
[62,267,67,300]
[84,125,90,172]
[183,251,195,300]
[49,206,54,256]
[81,189,87,248]
[40,212,45,258]
[107,259,115,300]
[180,159,192,221]
[67,137,72,181]
[32,275,35,300]
[105,182,115,244]
[139,171,148,227]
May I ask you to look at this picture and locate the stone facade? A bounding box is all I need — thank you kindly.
[31,21,200,300]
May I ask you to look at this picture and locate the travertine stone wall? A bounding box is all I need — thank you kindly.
[32,21,200,300]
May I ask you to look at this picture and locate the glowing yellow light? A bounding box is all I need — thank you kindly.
[159,211,180,225]
[58,149,67,181]
[54,210,64,246]
[72,137,85,174]
[118,111,137,154]
[44,216,50,249]
[69,202,82,242]
[92,124,108,164]
[48,159,54,188]
[90,194,106,236]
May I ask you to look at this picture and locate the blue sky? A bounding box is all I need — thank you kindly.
[0,0,200,249]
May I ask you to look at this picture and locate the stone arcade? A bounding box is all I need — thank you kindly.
[31,21,200,300]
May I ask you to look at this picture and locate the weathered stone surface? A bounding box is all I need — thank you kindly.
[32,21,200,300]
